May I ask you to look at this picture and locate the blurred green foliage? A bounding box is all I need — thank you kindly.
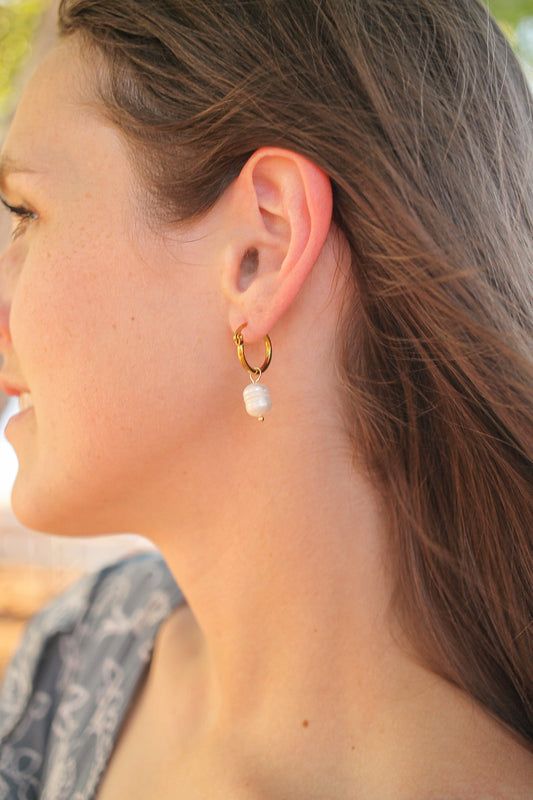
[0,0,532,121]
[487,0,533,27]
[0,0,46,117]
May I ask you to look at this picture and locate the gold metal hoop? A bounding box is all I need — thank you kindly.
[233,323,272,377]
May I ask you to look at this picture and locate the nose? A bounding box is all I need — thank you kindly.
[0,285,12,375]
[0,299,10,352]
[0,247,13,354]
[0,216,13,363]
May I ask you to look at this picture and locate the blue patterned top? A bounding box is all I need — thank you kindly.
[0,553,183,799]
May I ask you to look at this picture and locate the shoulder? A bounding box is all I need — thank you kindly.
[0,551,183,742]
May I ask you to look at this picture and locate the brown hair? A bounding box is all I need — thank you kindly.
[58,0,533,746]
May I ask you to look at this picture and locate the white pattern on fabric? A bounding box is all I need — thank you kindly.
[0,554,183,800]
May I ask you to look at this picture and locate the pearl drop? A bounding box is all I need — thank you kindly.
[243,383,272,419]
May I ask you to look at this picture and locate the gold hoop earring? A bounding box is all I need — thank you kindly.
[233,323,272,421]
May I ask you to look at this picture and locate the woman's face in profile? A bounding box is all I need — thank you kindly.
[0,38,228,536]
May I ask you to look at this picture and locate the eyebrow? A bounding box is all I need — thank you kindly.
[0,156,38,192]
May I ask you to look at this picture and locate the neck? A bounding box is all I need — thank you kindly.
[135,411,532,799]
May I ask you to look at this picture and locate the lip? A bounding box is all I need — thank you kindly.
[4,402,34,442]
[1,377,34,441]
[0,375,30,397]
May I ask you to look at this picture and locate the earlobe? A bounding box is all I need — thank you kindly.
[223,147,333,339]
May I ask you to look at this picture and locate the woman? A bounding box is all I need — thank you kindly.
[0,0,532,796]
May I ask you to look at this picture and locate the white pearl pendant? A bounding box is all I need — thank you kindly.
[243,383,272,421]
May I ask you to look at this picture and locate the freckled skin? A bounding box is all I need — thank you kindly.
[0,39,233,536]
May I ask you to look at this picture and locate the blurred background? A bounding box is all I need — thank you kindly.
[0,0,151,674]
[0,0,533,673]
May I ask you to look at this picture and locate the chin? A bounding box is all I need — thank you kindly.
[10,478,129,539]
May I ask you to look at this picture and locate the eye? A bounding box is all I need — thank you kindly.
[0,196,38,241]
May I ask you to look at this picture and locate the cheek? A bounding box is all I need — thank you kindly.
[0,238,27,306]
[9,236,199,424]
[0,208,11,249]
[8,234,129,412]
[9,214,225,448]
[11,247,93,370]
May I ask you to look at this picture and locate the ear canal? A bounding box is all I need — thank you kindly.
[239,247,260,290]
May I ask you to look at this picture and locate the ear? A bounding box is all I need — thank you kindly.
[222,147,333,340]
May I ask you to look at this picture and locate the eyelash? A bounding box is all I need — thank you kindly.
[1,197,38,241]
